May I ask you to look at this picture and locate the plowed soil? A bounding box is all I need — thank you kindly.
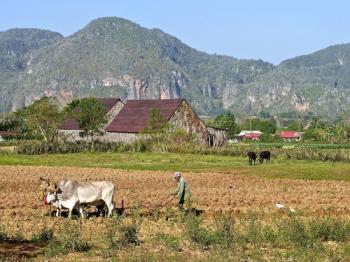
[0,165,349,218]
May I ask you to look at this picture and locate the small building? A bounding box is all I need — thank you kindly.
[59,98,124,141]
[279,131,301,142]
[238,130,263,141]
[206,126,228,146]
[0,131,17,141]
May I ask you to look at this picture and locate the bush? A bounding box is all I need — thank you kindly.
[131,139,150,152]
[309,218,350,242]
[184,215,217,248]
[276,216,321,250]
[0,224,9,241]
[241,215,264,245]
[14,137,350,164]
[214,214,235,248]
[17,140,123,155]
[155,233,181,251]
[105,216,140,253]
[31,227,54,243]
[44,221,91,257]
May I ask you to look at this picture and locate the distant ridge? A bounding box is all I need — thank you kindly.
[0,16,350,118]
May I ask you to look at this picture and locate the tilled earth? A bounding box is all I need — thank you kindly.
[0,165,349,218]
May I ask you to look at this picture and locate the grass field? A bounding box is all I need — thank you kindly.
[1,152,350,260]
[1,152,350,181]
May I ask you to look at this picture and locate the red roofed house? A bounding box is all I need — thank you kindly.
[0,131,17,141]
[59,98,227,146]
[278,131,301,142]
[59,98,124,141]
[238,131,263,141]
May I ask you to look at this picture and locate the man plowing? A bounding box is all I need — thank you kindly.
[173,172,191,212]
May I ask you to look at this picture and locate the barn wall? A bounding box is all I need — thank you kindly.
[59,130,145,144]
[207,127,227,146]
[59,130,82,142]
[99,132,144,143]
[106,101,124,126]
[169,101,208,145]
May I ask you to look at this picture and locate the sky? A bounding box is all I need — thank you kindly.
[1,0,350,64]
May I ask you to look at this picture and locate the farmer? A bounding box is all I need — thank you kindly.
[173,172,191,211]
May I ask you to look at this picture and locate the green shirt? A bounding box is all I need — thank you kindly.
[175,177,191,201]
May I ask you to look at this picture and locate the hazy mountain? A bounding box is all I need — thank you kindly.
[0,17,350,118]
[0,28,62,111]
[240,44,350,118]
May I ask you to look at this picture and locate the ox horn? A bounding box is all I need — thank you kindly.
[47,181,56,192]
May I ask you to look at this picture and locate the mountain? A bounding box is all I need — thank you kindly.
[0,28,63,112]
[0,16,350,118]
[0,17,273,114]
[240,44,350,118]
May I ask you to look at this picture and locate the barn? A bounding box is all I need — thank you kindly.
[59,98,227,146]
[59,98,124,141]
[104,99,227,146]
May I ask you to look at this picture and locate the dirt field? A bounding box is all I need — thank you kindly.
[0,165,350,260]
[0,165,349,218]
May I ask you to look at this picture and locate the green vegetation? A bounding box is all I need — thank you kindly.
[1,151,350,181]
[155,233,182,251]
[15,97,62,143]
[105,214,140,254]
[2,213,350,261]
[208,112,240,139]
[241,117,277,135]
[76,97,108,150]
[44,221,91,257]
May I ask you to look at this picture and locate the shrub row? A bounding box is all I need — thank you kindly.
[11,139,350,163]
[184,214,350,251]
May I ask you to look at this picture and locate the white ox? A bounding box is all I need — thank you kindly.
[41,178,115,218]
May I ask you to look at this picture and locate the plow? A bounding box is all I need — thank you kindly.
[50,195,204,219]
[48,194,204,218]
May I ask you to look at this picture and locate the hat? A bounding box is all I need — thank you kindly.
[174,172,181,178]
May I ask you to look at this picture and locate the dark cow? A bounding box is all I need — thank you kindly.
[259,151,271,163]
[247,151,257,165]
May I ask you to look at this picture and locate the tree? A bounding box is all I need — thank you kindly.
[0,113,22,131]
[259,110,271,119]
[17,97,62,143]
[303,128,329,142]
[333,121,350,142]
[145,108,167,132]
[241,118,276,135]
[62,99,81,119]
[142,108,170,152]
[212,112,240,139]
[77,97,107,150]
[286,120,302,131]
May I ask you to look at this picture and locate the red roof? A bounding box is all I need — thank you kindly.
[106,99,184,133]
[0,131,17,137]
[242,133,261,139]
[279,131,300,138]
[60,98,121,130]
